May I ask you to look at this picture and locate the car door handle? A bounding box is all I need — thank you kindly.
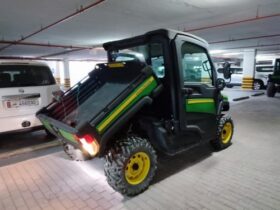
[182,88,193,95]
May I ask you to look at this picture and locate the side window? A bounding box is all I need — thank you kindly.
[181,42,213,85]
[150,43,165,78]
[232,68,243,74]
[256,66,274,73]
[276,59,280,72]
[110,43,165,78]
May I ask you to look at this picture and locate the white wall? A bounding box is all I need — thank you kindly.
[45,60,102,86]
[69,61,101,85]
[45,61,64,84]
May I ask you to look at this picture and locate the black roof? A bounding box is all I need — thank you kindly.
[103,28,208,51]
[103,29,169,51]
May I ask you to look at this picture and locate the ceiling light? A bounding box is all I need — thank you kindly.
[223,52,242,56]
[209,50,225,54]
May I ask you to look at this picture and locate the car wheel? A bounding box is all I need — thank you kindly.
[104,136,157,196]
[253,80,263,90]
[267,82,276,97]
[211,116,234,150]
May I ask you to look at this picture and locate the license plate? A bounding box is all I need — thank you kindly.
[6,99,39,108]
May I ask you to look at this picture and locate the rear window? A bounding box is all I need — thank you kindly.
[0,65,55,88]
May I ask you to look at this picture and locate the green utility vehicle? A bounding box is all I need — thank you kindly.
[267,58,280,97]
[37,29,234,196]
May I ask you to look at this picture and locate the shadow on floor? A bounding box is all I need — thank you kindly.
[0,130,55,153]
[153,143,213,184]
[56,140,214,189]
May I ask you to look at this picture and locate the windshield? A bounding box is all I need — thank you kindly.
[0,65,55,88]
[109,42,166,78]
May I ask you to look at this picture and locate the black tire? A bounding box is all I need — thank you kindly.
[104,136,157,196]
[267,82,276,97]
[211,116,234,150]
[253,80,263,90]
[62,142,90,161]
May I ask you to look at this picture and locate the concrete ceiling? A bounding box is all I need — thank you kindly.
[0,0,279,60]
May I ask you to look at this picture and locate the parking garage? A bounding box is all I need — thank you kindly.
[0,1,280,210]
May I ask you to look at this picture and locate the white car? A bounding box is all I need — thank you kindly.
[254,65,274,90]
[0,61,60,134]
[217,67,243,87]
[217,65,273,90]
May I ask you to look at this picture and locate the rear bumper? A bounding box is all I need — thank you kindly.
[37,114,100,157]
[0,114,42,133]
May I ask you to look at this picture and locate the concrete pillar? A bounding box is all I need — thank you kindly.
[242,49,256,89]
[63,59,71,89]
[54,61,61,85]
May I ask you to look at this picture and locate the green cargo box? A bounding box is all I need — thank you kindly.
[36,61,161,155]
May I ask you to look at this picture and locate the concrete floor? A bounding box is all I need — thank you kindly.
[222,87,265,102]
[0,92,280,210]
[0,130,55,154]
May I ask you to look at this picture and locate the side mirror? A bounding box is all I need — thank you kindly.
[222,62,232,79]
[216,78,226,90]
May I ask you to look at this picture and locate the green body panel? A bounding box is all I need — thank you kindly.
[222,94,229,102]
[59,129,77,144]
[186,98,216,114]
[41,119,77,144]
[96,76,158,133]
[42,120,54,133]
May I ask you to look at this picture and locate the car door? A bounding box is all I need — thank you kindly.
[175,36,218,141]
[230,68,243,86]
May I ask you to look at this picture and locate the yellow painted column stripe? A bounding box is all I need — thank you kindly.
[242,77,253,89]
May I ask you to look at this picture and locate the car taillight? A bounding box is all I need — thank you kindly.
[76,134,99,156]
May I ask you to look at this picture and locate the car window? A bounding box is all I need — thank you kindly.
[110,43,165,78]
[181,42,213,85]
[231,68,243,74]
[275,59,280,73]
[0,65,55,88]
[256,66,274,73]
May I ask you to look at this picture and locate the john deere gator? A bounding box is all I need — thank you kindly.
[37,29,234,196]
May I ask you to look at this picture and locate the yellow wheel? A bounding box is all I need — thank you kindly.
[104,136,157,196]
[125,152,151,185]
[221,122,233,144]
[211,116,234,150]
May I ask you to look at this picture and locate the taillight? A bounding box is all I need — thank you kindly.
[76,134,99,156]
[81,134,94,144]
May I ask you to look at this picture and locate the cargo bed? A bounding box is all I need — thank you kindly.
[37,61,160,153]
